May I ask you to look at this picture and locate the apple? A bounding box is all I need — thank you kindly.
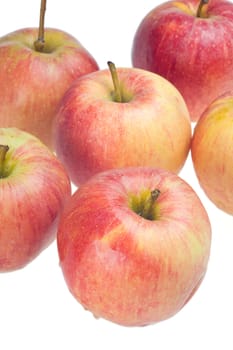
[0,127,71,272]
[132,0,233,122]
[57,166,211,327]
[53,62,191,186]
[0,0,98,149]
[191,91,233,215]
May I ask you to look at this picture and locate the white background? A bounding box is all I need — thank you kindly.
[1,0,233,349]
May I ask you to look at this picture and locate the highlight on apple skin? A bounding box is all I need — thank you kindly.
[57,167,212,327]
[0,27,99,149]
[53,65,191,186]
[191,91,233,215]
[132,0,233,122]
[0,127,71,272]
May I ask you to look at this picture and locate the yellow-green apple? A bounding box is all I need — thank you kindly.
[191,91,233,215]
[132,0,233,122]
[53,62,191,186]
[57,167,211,327]
[0,0,98,148]
[0,127,71,272]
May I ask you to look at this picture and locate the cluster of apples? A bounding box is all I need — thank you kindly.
[0,0,233,327]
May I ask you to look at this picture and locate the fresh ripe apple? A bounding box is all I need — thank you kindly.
[53,62,191,186]
[0,127,71,272]
[57,167,211,327]
[0,0,98,149]
[191,91,233,215]
[132,0,233,122]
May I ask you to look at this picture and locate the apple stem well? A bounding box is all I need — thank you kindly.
[0,145,9,178]
[196,0,209,18]
[130,189,161,221]
[34,0,47,52]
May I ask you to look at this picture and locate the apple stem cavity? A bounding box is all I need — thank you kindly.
[107,61,123,103]
[0,145,9,179]
[196,0,209,18]
[34,0,47,52]
[139,189,161,221]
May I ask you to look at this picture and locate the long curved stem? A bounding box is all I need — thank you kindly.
[34,0,47,52]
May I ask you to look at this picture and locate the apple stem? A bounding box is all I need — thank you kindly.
[0,145,9,178]
[34,0,47,52]
[107,61,122,103]
[196,0,209,17]
[139,189,160,220]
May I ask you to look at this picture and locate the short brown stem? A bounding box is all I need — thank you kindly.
[107,61,122,103]
[0,145,9,178]
[196,0,209,17]
[34,0,47,52]
[140,189,160,220]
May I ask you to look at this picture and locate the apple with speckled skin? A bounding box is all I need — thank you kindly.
[191,91,233,215]
[0,128,71,272]
[57,166,211,327]
[132,0,233,122]
[0,0,98,148]
[53,63,191,186]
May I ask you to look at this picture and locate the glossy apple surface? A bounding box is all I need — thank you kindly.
[53,67,191,186]
[0,28,98,148]
[132,0,233,122]
[0,127,71,272]
[191,91,233,215]
[57,167,211,326]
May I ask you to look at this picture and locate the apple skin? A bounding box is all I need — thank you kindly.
[53,67,191,186]
[0,127,71,272]
[57,167,211,327]
[0,27,99,149]
[132,0,233,122]
[191,91,233,215]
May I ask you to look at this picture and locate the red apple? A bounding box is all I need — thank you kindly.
[0,1,98,148]
[53,63,191,186]
[191,91,233,215]
[0,127,71,272]
[132,0,233,122]
[57,167,211,327]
